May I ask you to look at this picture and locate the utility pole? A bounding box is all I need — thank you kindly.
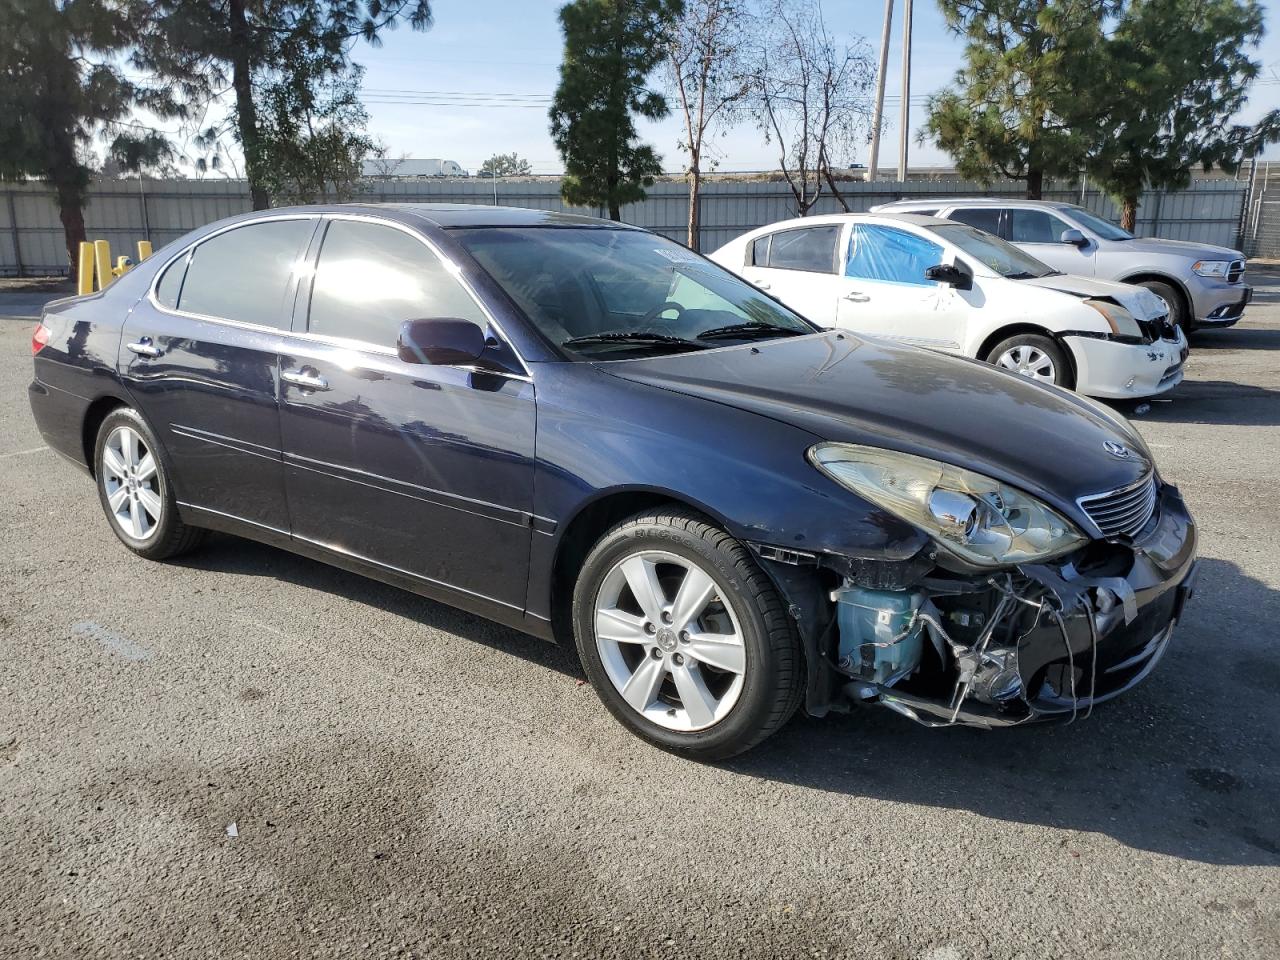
[865,0,894,182]
[897,0,913,182]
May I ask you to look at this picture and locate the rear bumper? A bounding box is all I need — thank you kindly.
[1065,334,1187,399]
[850,483,1198,729]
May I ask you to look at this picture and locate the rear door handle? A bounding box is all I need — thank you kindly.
[281,369,330,391]
[755,282,771,290]
[843,292,870,303]
[126,338,162,358]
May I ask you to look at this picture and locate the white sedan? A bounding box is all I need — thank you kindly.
[709,213,1188,399]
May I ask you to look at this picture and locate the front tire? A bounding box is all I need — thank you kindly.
[572,508,804,760]
[1136,279,1190,333]
[985,333,1074,390]
[94,407,204,560]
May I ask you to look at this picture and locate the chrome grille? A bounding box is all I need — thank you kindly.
[1228,259,1245,283]
[1079,473,1158,539]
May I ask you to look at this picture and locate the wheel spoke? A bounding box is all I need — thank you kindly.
[620,656,666,713]
[120,429,139,468]
[671,663,717,728]
[128,501,145,539]
[102,447,128,479]
[595,607,649,645]
[684,631,745,675]
[135,453,157,481]
[669,566,716,631]
[620,556,666,624]
[107,486,130,512]
[136,488,162,522]
[1016,345,1031,365]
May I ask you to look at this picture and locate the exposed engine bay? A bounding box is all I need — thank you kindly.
[752,483,1198,729]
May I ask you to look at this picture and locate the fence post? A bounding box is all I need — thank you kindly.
[5,192,22,277]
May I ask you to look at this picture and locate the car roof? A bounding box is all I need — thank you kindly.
[877,197,1078,211]
[226,202,635,230]
[738,211,956,236]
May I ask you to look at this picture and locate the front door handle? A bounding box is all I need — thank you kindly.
[281,369,330,391]
[126,338,162,358]
[755,282,772,290]
[843,292,871,303]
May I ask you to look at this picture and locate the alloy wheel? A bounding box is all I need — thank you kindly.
[996,344,1058,383]
[593,550,747,732]
[101,425,162,541]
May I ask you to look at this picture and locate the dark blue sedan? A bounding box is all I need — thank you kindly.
[27,204,1197,758]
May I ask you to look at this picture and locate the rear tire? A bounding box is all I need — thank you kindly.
[93,407,205,561]
[1136,279,1190,333]
[572,508,804,760]
[985,333,1074,390]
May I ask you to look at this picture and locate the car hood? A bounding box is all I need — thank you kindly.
[1116,236,1243,260]
[599,333,1152,518]
[1020,273,1168,319]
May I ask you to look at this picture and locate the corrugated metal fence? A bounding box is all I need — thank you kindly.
[0,175,1249,276]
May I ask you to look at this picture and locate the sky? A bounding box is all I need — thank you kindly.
[343,0,1280,176]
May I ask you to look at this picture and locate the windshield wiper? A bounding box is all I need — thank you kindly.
[561,331,708,352]
[696,322,809,341]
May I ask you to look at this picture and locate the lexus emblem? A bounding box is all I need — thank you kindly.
[1103,440,1131,459]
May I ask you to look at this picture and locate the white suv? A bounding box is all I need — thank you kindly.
[709,212,1188,399]
[871,198,1251,332]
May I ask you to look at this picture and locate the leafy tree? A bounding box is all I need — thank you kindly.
[1088,0,1280,230]
[479,152,533,178]
[924,0,1110,199]
[664,0,751,248]
[0,0,177,277]
[256,63,375,202]
[748,0,873,216]
[550,0,682,220]
[135,1,433,210]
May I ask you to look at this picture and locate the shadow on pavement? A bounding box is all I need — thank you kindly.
[177,530,1280,869]
[1108,380,1280,426]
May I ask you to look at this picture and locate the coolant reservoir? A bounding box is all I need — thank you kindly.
[832,585,925,686]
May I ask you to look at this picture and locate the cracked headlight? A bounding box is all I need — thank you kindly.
[809,443,1087,567]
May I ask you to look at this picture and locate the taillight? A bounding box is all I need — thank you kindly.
[31,321,51,355]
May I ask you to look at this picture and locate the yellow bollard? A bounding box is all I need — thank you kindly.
[136,240,152,261]
[93,240,112,291]
[77,242,95,296]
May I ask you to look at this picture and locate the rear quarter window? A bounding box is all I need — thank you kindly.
[177,219,315,328]
[154,254,187,308]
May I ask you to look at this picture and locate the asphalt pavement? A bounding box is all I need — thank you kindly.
[1,271,1278,959]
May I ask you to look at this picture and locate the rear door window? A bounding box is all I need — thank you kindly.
[946,208,1004,236]
[177,219,314,327]
[1008,209,1072,244]
[844,224,944,286]
[758,226,840,273]
[307,219,489,348]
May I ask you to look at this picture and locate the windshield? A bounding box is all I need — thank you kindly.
[450,227,816,358]
[929,223,1057,279]
[1066,207,1134,241]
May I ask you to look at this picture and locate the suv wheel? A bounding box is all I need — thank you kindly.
[573,509,804,760]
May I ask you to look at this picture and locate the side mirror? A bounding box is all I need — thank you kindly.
[1060,228,1088,247]
[398,318,487,366]
[924,262,973,291]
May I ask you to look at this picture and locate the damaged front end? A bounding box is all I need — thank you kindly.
[753,481,1198,729]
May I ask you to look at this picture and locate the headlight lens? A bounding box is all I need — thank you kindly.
[1084,298,1144,340]
[809,443,1087,567]
[1192,259,1230,278]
